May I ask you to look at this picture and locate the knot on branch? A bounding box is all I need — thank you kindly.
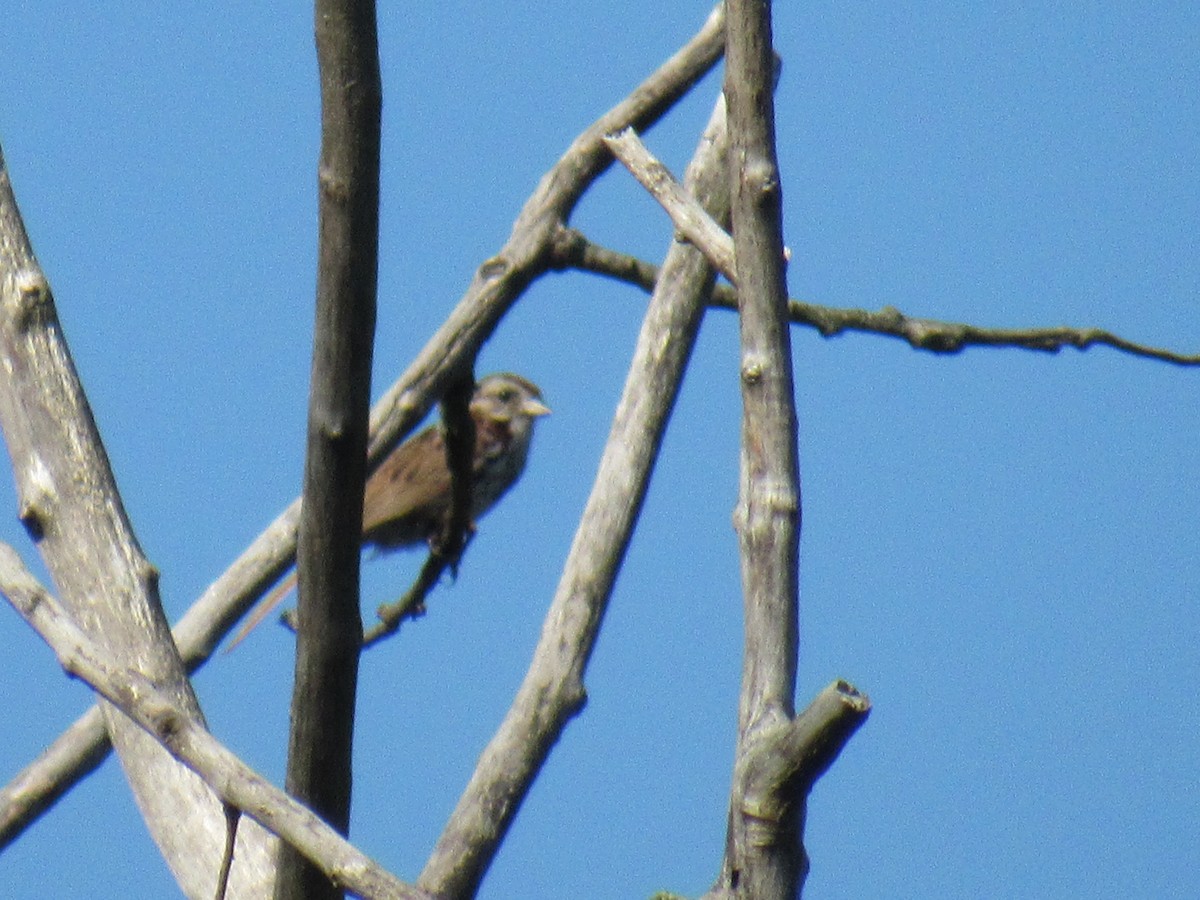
[741,361,764,384]
[478,255,511,281]
[145,699,188,749]
[740,479,800,519]
[8,270,51,332]
[17,454,56,541]
[907,318,968,353]
[742,158,780,202]
[316,163,351,204]
[547,225,586,270]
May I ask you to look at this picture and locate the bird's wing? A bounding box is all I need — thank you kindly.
[361,425,452,547]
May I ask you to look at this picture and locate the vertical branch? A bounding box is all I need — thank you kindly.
[720,0,805,897]
[710,5,868,897]
[279,1,381,898]
[728,0,797,735]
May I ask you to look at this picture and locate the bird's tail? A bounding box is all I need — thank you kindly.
[224,570,298,653]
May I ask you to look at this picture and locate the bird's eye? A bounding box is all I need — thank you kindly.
[498,388,516,403]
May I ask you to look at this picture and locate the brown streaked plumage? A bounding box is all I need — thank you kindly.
[226,373,548,650]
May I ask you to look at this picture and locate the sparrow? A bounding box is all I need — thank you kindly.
[226,373,549,649]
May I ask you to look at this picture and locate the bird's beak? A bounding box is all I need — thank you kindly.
[523,398,551,418]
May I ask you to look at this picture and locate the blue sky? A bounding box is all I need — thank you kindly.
[2,3,1198,898]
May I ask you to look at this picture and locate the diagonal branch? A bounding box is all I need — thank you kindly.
[604,126,737,281]
[0,543,427,900]
[418,90,734,900]
[553,231,1200,366]
[0,143,276,896]
[0,704,108,846]
[362,2,727,467]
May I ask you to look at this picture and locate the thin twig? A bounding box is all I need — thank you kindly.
[215,805,239,900]
[363,531,473,648]
[553,230,1200,366]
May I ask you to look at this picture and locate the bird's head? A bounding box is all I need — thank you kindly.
[471,373,550,434]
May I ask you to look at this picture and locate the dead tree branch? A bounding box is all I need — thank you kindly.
[604,126,737,281]
[718,0,816,895]
[552,232,1200,366]
[0,143,276,896]
[0,544,427,900]
[418,89,734,900]
[587,32,877,892]
[0,704,108,845]
[277,0,382,897]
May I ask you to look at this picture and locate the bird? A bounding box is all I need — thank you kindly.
[226,373,549,649]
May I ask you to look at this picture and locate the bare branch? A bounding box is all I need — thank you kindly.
[795,305,1200,364]
[0,704,108,846]
[362,535,472,647]
[555,233,1200,366]
[719,0,809,896]
[216,806,240,900]
[726,0,796,754]
[0,543,428,900]
[0,143,275,895]
[278,0,381,895]
[419,91,734,899]
[0,3,728,847]
[700,682,870,900]
[604,126,737,281]
[1,500,302,855]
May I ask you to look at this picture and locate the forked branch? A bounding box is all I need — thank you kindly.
[718,0,826,895]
